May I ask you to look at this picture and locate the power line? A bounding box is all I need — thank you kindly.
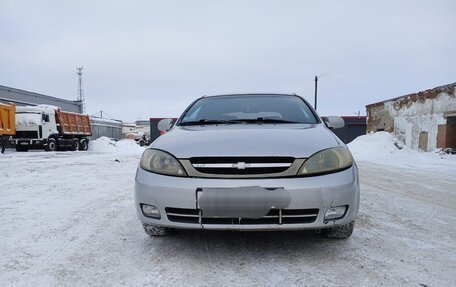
[92,110,115,119]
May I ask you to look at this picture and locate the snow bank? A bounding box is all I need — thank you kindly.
[348,132,456,170]
[16,104,60,114]
[88,137,145,155]
[15,113,42,126]
[348,131,407,160]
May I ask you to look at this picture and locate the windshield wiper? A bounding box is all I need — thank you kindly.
[179,119,239,126]
[180,118,305,126]
[229,118,304,124]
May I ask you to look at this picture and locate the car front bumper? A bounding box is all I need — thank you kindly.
[10,138,47,147]
[135,164,360,231]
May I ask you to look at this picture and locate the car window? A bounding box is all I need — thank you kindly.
[179,95,318,124]
[185,106,202,121]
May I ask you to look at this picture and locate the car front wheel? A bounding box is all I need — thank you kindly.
[71,139,80,151]
[79,139,89,151]
[142,223,173,237]
[45,138,57,152]
[319,220,355,239]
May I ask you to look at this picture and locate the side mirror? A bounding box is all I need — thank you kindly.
[324,116,345,129]
[157,118,174,132]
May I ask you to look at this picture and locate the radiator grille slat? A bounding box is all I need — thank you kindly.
[12,131,38,139]
[189,157,295,175]
[165,207,319,225]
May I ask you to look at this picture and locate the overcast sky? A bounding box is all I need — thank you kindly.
[1,0,455,122]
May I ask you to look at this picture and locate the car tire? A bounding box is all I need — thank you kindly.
[79,139,89,151]
[319,220,355,239]
[45,138,57,152]
[71,139,80,151]
[142,223,173,237]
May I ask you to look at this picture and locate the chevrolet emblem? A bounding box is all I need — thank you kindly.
[234,162,246,169]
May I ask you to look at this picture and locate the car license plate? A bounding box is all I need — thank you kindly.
[197,186,291,219]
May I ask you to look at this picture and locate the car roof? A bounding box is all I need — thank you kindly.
[201,93,298,99]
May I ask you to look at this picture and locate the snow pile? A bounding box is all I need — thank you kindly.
[16,104,60,114]
[88,137,145,155]
[348,131,407,160]
[15,113,42,126]
[35,104,60,111]
[348,132,456,170]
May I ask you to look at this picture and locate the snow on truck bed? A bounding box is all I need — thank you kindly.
[0,133,455,286]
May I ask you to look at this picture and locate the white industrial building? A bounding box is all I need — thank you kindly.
[0,84,123,140]
[366,83,456,151]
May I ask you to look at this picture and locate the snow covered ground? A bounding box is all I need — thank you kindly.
[1,135,455,286]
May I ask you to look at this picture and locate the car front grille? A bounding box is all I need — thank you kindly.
[12,131,38,139]
[165,207,319,225]
[189,157,294,175]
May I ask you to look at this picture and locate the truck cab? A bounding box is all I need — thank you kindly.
[11,105,91,152]
[16,109,57,137]
[12,106,58,151]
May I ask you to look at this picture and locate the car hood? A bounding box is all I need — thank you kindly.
[151,124,341,158]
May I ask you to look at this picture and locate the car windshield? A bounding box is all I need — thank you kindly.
[179,95,318,126]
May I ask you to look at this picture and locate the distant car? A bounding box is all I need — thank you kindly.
[135,94,360,239]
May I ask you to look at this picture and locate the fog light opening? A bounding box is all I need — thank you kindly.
[141,204,161,219]
[324,206,347,220]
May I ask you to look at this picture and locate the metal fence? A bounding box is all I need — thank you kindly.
[89,117,123,140]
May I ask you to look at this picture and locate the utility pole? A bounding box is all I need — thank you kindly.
[314,76,318,110]
[76,66,86,114]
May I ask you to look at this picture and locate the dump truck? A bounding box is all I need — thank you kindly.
[0,102,16,153]
[10,105,92,152]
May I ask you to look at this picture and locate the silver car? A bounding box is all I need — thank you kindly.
[135,94,359,239]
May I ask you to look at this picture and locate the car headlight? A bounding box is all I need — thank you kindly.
[140,149,187,177]
[298,147,353,175]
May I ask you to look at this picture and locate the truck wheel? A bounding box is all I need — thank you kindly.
[15,145,29,152]
[0,136,4,154]
[142,223,173,237]
[79,139,89,151]
[45,138,57,152]
[319,220,355,239]
[71,139,80,151]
